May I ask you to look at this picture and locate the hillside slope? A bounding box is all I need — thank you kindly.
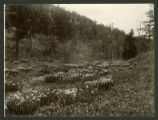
[106,51,155,116]
[5,51,154,116]
[34,51,155,116]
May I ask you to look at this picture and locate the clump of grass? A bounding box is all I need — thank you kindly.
[5,82,20,92]
[84,75,113,91]
[6,86,99,116]
[6,88,57,115]
[45,74,62,83]
[6,92,40,115]
[7,99,39,115]
[58,94,76,106]
[5,69,18,76]
[76,87,97,103]
[37,68,50,75]
[18,66,32,73]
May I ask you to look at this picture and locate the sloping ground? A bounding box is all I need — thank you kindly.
[105,50,155,116]
[127,51,154,65]
[5,51,154,116]
[33,51,154,116]
[5,58,113,116]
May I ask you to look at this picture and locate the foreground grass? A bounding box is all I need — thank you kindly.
[34,61,154,116]
[5,51,154,116]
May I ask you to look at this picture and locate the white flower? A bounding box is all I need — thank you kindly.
[26,95,29,99]
[91,90,94,94]
[32,96,36,100]
[13,94,20,99]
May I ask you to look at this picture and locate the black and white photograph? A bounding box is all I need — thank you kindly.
[4,4,155,117]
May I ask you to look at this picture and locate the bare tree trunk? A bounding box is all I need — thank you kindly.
[49,35,53,62]
[119,48,121,59]
[49,35,57,62]
[15,31,19,60]
[111,41,113,63]
[15,6,20,60]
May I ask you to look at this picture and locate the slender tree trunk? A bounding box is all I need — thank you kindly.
[15,6,20,60]
[119,48,121,59]
[49,35,53,62]
[92,46,94,60]
[15,31,19,60]
[49,35,57,62]
[111,41,113,63]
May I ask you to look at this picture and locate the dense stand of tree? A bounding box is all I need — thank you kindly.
[5,5,153,62]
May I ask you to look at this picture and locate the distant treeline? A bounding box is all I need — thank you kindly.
[5,5,153,63]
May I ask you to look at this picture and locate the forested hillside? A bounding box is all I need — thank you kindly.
[5,5,153,63]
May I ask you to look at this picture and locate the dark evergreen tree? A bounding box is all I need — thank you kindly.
[122,29,137,60]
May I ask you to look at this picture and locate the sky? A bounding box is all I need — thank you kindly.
[56,4,153,35]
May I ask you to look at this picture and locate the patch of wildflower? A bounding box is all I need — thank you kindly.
[6,92,38,115]
[45,72,64,83]
[6,87,78,115]
[43,62,110,84]
[84,75,113,90]
[76,87,97,103]
[6,89,50,115]
[5,68,18,76]
[6,85,99,115]
[55,88,78,106]
[18,66,32,72]
[55,88,78,97]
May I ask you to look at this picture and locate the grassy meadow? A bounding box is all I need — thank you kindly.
[5,51,154,117]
